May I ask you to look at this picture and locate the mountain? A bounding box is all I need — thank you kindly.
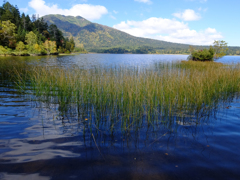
[42,14,240,54]
[42,14,191,53]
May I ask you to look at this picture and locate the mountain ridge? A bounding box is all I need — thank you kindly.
[42,14,240,54]
[43,14,192,52]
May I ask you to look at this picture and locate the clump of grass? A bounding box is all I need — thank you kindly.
[1,59,240,130]
[0,59,30,88]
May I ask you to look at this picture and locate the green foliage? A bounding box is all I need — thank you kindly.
[58,46,64,53]
[213,40,228,58]
[16,41,25,52]
[133,46,156,54]
[25,31,38,53]
[65,50,70,54]
[73,44,87,53]
[0,45,8,55]
[16,26,26,42]
[0,45,12,55]
[189,41,228,61]
[25,31,37,46]
[190,47,215,61]
[43,40,57,54]
[103,47,129,54]
[0,1,79,55]
[69,36,75,51]
[0,20,17,47]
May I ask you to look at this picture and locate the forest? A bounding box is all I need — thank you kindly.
[0,1,86,56]
[97,46,192,54]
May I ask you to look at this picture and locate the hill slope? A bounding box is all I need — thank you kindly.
[43,14,193,53]
[43,14,240,54]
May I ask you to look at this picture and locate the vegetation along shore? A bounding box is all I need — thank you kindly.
[0,2,87,56]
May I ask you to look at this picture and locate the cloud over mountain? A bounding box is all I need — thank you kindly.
[29,0,108,20]
[113,17,222,45]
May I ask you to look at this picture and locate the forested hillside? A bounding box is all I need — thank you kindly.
[43,14,240,54]
[43,15,192,54]
[0,1,86,56]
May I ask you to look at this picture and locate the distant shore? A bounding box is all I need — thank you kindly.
[0,52,88,57]
[1,52,239,57]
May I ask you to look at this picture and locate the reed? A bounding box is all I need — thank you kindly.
[1,59,240,130]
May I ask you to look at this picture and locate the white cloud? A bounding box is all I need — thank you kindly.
[173,9,201,21]
[114,18,188,37]
[134,0,152,4]
[157,28,222,45]
[205,28,217,34]
[113,17,223,45]
[113,10,118,14]
[28,0,108,20]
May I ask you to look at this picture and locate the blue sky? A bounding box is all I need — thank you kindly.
[5,0,240,46]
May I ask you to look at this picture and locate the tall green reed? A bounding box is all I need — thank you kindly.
[1,59,240,130]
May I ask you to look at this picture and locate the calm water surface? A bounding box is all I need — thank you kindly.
[0,54,240,180]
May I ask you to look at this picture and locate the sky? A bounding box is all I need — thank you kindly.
[4,0,240,46]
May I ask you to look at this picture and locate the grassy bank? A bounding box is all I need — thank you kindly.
[1,59,240,129]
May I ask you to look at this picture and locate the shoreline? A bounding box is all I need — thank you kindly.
[0,52,88,57]
[1,52,239,57]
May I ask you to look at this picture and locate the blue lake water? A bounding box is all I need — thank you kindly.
[0,54,240,180]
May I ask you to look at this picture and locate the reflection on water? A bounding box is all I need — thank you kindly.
[1,54,240,180]
[0,54,189,69]
[0,173,50,180]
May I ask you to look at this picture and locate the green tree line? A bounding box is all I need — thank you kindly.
[0,1,84,55]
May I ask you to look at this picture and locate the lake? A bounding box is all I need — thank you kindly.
[0,54,240,180]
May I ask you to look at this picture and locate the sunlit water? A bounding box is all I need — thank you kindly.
[0,54,240,180]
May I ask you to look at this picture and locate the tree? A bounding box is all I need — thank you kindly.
[0,45,7,55]
[43,40,50,54]
[69,36,75,52]
[25,31,38,53]
[34,17,48,34]
[48,24,64,48]
[16,25,26,42]
[25,31,37,46]
[65,41,72,52]
[49,41,57,53]
[188,46,215,61]
[23,14,32,31]
[213,40,228,59]
[0,20,16,47]
[33,43,43,54]
[16,41,25,53]
[0,1,75,55]
[13,5,21,26]
[191,48,214,61]
[1,2,14,23]
[43,40,57,54]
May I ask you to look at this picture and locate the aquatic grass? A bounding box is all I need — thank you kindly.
[31,63,240,113]
[1,59,240,130]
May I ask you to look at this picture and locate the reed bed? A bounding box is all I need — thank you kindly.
[1,59,240,130]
